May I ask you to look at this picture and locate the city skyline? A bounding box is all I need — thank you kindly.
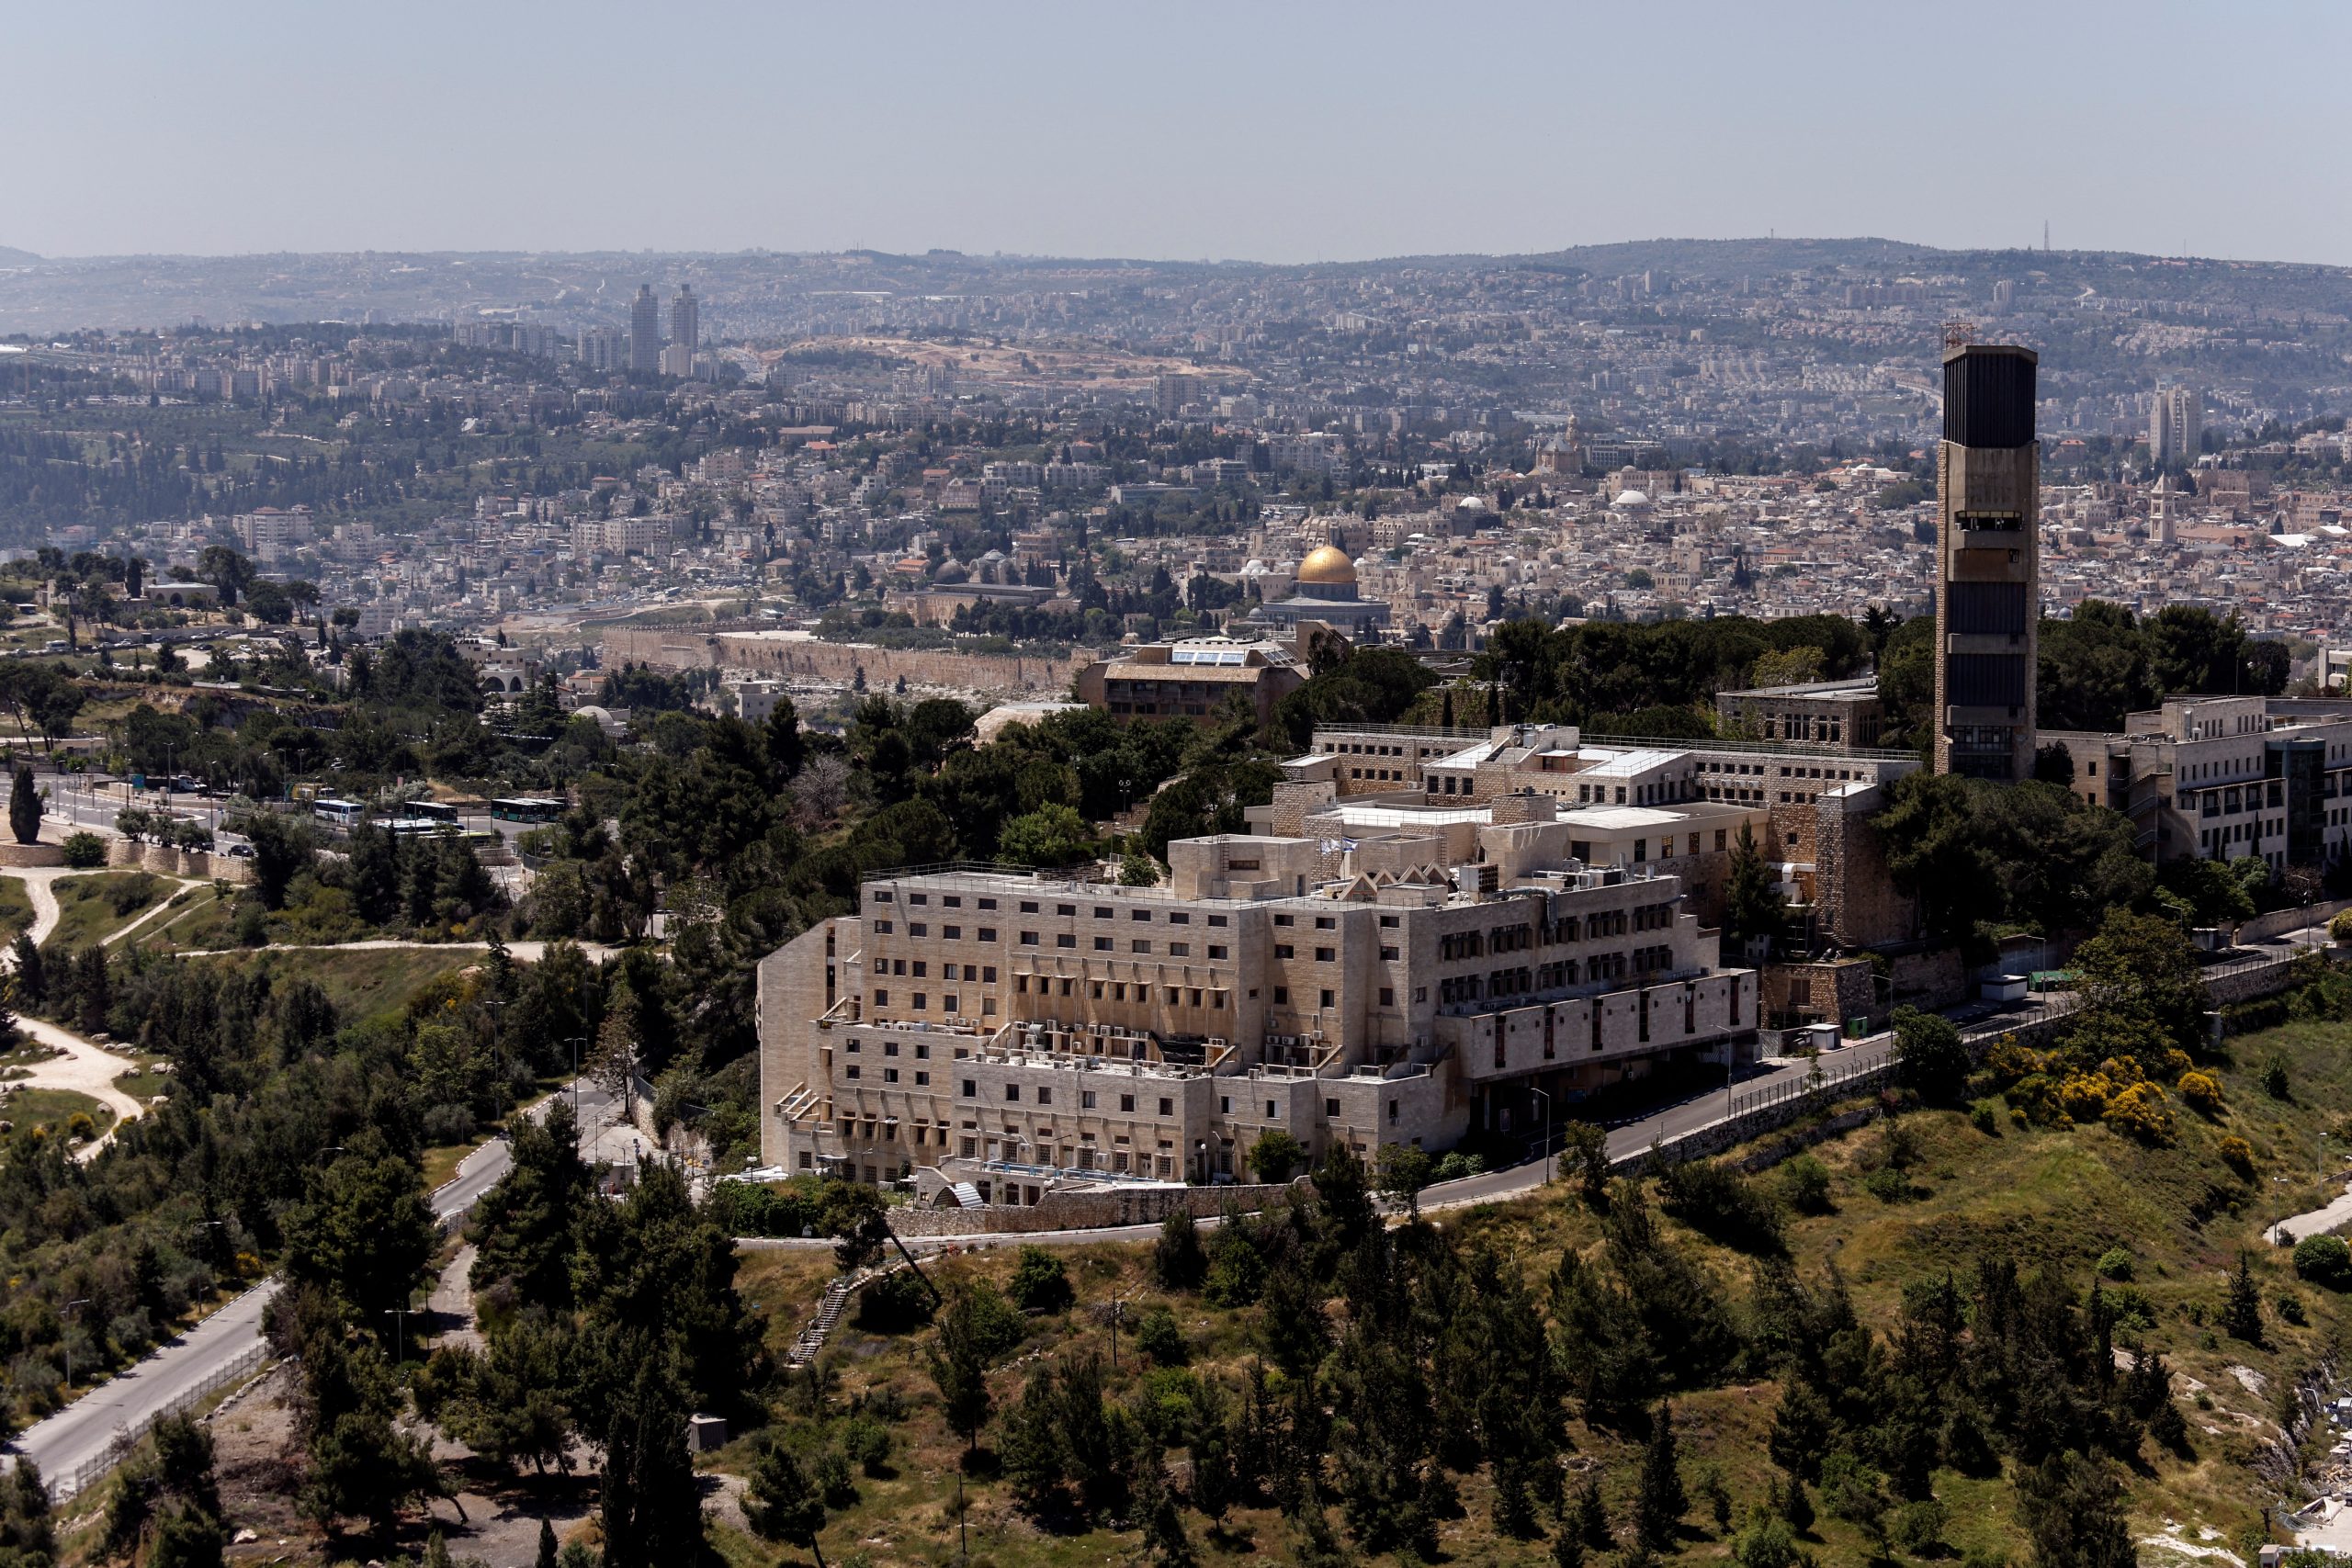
[11,1,2352,265]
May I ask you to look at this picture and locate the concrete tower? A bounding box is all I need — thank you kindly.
[628,285,662,374]
[1932,343,2040,780]
[671,284,699,352]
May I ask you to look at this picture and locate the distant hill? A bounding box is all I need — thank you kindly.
[0,246,40,267]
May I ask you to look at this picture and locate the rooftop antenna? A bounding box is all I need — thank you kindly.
[1943,320,1976,351]
[2043,220,2050,254]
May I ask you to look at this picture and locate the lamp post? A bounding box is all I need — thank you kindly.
[61,1298,87,1390]
[383,1305,409,1368]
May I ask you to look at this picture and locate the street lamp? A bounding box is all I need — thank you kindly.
[61,1298,87,1390]
[383,1305,410,1368]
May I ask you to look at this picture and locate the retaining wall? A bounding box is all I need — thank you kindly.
[889,1177,1311,1236]
[103,840,252,883]
[0,843,62,867]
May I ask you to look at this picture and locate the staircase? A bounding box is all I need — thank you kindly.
[946,1181,986,1209]
[787,1274,854,1368]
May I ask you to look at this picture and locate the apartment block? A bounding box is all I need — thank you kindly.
[758,825,1757,1202]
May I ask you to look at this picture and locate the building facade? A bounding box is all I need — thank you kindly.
[629,285,662,374]
[1933,344,2041,780]
[758,829,1758,1201]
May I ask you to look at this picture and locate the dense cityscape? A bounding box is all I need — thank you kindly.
[17,10,2352,1565]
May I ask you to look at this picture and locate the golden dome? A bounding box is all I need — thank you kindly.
[1296,545,1357,586]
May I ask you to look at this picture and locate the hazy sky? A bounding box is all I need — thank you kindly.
[11,0,2348,265]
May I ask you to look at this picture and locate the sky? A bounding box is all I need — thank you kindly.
[9,0,2350,266]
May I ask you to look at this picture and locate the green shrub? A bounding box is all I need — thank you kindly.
[1007,1246,1073,1314]
[2292,1234,2352,1289]
[1657,1156,1784,1252]
[60,832,104,868]
[2095,1247,2133,1280]
[839,1413,892,1475]
[1969,1101,2001,1135]
[1860,1167,1913,1204]
[1891,1498,1948,1555]
[1131,1303,1187,1365]
[854,1269,935,1332]
[1777,1154,1833,1214]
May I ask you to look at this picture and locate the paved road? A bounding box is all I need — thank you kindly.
[9,1077,621,1495]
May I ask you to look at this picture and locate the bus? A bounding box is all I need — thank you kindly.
[490,796,565,824]
[311,798,366,830]
[405,801,461,826]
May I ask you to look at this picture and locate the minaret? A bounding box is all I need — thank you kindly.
[1932,343,2040,780]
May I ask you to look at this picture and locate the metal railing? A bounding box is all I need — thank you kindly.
[50,1341,272,1502]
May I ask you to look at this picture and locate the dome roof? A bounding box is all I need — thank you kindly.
[1612,489,1651,508]
[1296,545,1358,586]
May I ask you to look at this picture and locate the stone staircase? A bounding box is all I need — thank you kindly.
[787,1273,854,1369]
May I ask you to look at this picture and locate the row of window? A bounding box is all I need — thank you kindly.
[873,888,1230,926]
[873,960,995,981]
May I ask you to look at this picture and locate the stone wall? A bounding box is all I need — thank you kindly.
[601,626,1091,699]
[2238,900,2352,946]
[1813,787,1919,950]
[888,1176,1312,1236]
[104,840,254,883]
[0,843,62,867]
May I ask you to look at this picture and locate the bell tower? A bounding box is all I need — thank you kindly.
[1932,343,2040,780]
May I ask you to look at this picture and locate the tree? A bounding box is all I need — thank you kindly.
[0,1461,55,1566]
[7,766,37,847]
[598,1361,703,1567]
[1723,822,1784,953]
[1559,1121,1611,1207]
[2069,908,2211,1064]
[998,804,1098,868]
[1008,1246,1074,1314]
[282,1147,438,1323]
[2017,1451,2134,1568]
[1374,1142,1433,1214]
[1247,1128,1306,1183]
[232,808,316,910]
[928,1286,998,1462]
[1636,1403,1687,1553]
[1155,1209,1207,1291]
[744,1435,828,1568]
[2222,1251,2264,1344]
[536,1519,560,1568]
[1892,1007,1970,1105]
[468,1099,591,1312]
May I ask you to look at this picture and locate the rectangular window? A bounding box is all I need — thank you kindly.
[873,989,888,1006]
[942,925,960,940]
[1120,1093,1136,1112]
[961,1079,977,1098]
[1131,940,1151,953]
[1316,947,1335,962]
[1094,937,1114,952]
[1020,931,1039,945]
[1004,1084,1021,1102]
[1276,944,1295,959]
[908,923,926,937]
[1208,945,1228,959]
[1036,1088,1052,1106]
[1208,915,1228,927]
[1159,1098,1173,1116]
[1081,1091,1097,1109]
[872,919,893,934]
[911,993,927,1010]
[1057,934,1076,948]
[1325,1097,1341,1115]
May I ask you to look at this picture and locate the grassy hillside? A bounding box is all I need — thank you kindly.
[715,1010,2352,1568]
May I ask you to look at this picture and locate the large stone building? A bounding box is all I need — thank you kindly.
[2042,694,2352,873]
[1075,637,1306,726]
[758,822,1759,1201]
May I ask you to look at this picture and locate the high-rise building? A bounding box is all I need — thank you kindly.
[671,284,698,353]
[628,285,661,374]
[1932,344,2040,781]
[2151,384,2201,466]
[577,326,624,372]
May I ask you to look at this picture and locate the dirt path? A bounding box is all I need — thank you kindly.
[6,1016,148,1159]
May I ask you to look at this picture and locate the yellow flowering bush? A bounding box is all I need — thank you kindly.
[2104,1081,2175,1145]
[2057,1072,2115,1124]
[2177,1070,2223,1117]
[2218,1134,2256,1177]
[1986,1038,2051,1087]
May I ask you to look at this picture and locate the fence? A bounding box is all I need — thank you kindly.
[50,1341,272,1502]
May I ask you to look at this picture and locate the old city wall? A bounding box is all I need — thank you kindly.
[599,626,1090,698]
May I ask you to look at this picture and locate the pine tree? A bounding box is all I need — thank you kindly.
[927,1286,997,1463]
[1573,1473,1613,1549]
[2222,1251,2265,1343]
[744,1434,828,1568]
[536,1518,560,1568]
[1636,1402,1687,1553]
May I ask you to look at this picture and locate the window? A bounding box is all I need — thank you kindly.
[915,1071,930,1086]
[978,897,998,909]
[1131,908,1152,922]
[1315,947,1335,962]
[1169,912,1190,925]
[1094,937,1114,952]
[1208,915,1228,927]
[1020,900,1038,913]
[1208,945,1228,959]
[872,919,893,934]
[961,1079,977,1097]
[1380,987,1396,1006]
[1380,946,1398,960]
[1379,914,1398,928]
[1004,1084,1021,1102]
[873,891,893,903]
[1037,1088,1052,1106]
[1315,916,1335,930]
[1325,1098,1341,1116]
[1120,1093,1136,1112]
[873,989,888,1006]
[1274,914,1294,926]
[1094,907,1113,919]
[884,1067,899,1083]
[911,962,926,977]
[1320,989,1334,1008]
[1273,987,1289,1003]
[1169,942,1191,957]
[1266,1100,1277,1118]
[1159,1098,1173,1116]
[942,925,960,940]
[908,894,927,905]
[911,993,927,1010]
[1081,1091,1097,1108]
[1131,940,1151,953]
[1057,934,1076,948]
[909,923,926,937]
[1021,931,1039,945]
[844,1065,860,1079]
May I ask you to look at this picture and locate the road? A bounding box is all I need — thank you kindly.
[10,1077,623,1496]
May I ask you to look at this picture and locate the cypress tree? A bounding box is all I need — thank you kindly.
[2222,1251,2264,1344]
[8,766,38,846]
[535,1519,560,1568]
[1636,1402,1687,1553]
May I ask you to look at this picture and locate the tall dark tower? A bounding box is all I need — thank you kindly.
[1933,343,2039,779]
